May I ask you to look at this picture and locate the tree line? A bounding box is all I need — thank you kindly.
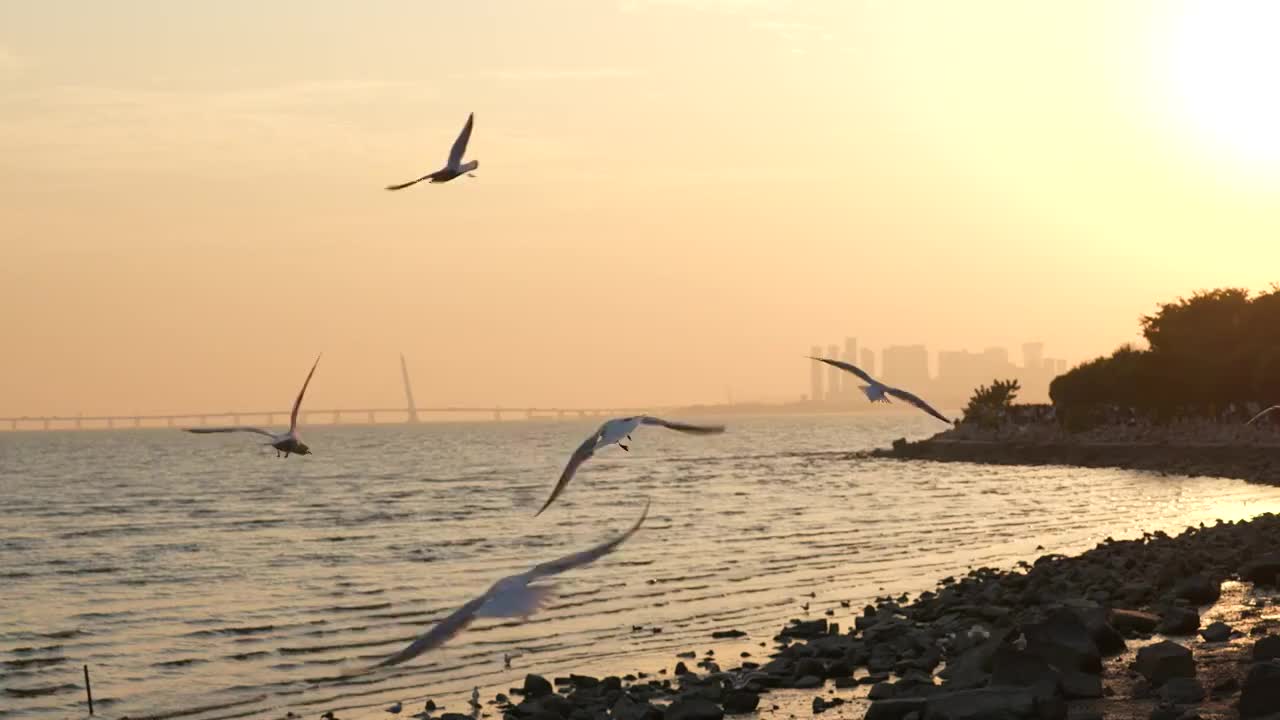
[1047,286,1280,420]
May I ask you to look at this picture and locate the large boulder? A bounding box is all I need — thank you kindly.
[1067,606,1126,656]
[1133,641,1195,686]
[1173,574,1221,605]
[1157,677,1205,704]
[1156,607,1200,636]
[920,687,1042,720]
[523,674,555,699]
[1252,634,1280,662]
[663,697,724,720]
[864,698,928,720]
[1239,554,1280,586]
[1021,610,1102,674]
[1199,621,1232,643]
[1240,660,1280,718]
[1109,609,1160,634]
[989,646,1062,702]
[721,691,758,715]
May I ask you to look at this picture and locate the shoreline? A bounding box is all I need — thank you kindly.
[872,436,1280,487]
[449,514,1280,720]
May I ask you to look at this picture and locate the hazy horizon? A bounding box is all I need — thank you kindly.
[4,1,1280,416]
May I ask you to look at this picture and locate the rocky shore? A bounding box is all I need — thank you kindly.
[462,514,1280,720]
[872,437,1280,487]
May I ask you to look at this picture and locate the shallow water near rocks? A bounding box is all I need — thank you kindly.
[5,414,1280,720]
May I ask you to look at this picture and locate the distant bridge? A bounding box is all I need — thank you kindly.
[0,407,655,432]
[0,353,657,432]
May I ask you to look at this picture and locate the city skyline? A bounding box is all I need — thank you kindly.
[806,338,1066,407]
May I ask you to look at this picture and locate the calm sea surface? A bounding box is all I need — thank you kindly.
[5,414,1280,720]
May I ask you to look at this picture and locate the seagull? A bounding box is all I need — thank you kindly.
[808,356,950,424]
[183,355,321,457]
[386,113,478,190]
[534,416,726,516]
[370,501,650,669]
[1247,406,1280,425]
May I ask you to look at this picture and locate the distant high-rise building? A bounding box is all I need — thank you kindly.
[882,345,930,389]
[826,344,841,402]
[983,346,1010,366]
[1022,342,1044,371]
[841,337,858,398]
[861,348,876,377]
[809,345,824,404]
[1055,358,1068,374]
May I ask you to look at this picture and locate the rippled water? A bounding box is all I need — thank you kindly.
[5,414,1280,720]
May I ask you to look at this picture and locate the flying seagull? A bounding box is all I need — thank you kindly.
[535,416,725,516]
[1247,406,1280,425]
[809,356,950,424]
[371,500,650,669]
[386,113,478,190]
[183,355,321,457]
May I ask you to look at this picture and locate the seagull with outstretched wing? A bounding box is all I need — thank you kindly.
[809,356,951,424]
[371,501,650,668]
[386,113,478,190]
[535,415,725,516]
[183,355,321,457]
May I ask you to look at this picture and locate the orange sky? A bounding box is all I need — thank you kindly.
[3,0,1280,415]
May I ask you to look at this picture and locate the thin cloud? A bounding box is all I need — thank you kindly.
[467,67,642,82]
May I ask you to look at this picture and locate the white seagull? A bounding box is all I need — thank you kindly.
[535,416,725,516]
[386,113,478,190]
[809,356,951,424]
[183,355,321,457]
[371,501,650,668]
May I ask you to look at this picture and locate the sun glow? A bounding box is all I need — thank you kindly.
[1163,0,1280,173]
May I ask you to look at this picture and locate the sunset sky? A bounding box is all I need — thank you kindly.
[3,0,1280,415]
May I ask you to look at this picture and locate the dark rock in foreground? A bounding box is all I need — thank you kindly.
[1240,660,1280,718]
[1134,641,1195,686]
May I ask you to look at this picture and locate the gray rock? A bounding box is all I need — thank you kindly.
[1253,634,1280,662]
[1240,554,1280,586]
[1157,607,1200,636]
[1157,677,1204,704]
[1022,609,1102,674]
[1109,609,1160,634]
[1240,660,1280,718]
[721,691,758,715]
[1134,641,1195,686]
[1068,606,1126,656]
[780,619,827,639]
[1059,670,1102,699]
[869,682,896,700]
[989,646,1061,702]
[1199,621,1231,642]
[523,675,554,699]
[711,630,746,639]
[1174,574,1220,605]
[663,697,723,720]
[792,675,822,689]
[864,698,927,720]
[540,696,574,719]
[920,687,1039,720]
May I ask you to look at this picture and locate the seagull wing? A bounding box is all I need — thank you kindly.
[1247,405,1280,425]
[184,426,276,437]
[385,175,432,191]
[639,416,726,434]
[370,501,648,669]
[371,594,489,668]
[290,355,321,433]
[808,356,877,386]
[534,432,599,516]
[528,500,650,579]
[447,113,475,169]
[884,386,951,424]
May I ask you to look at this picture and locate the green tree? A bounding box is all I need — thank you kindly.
[963,378,1021,428]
